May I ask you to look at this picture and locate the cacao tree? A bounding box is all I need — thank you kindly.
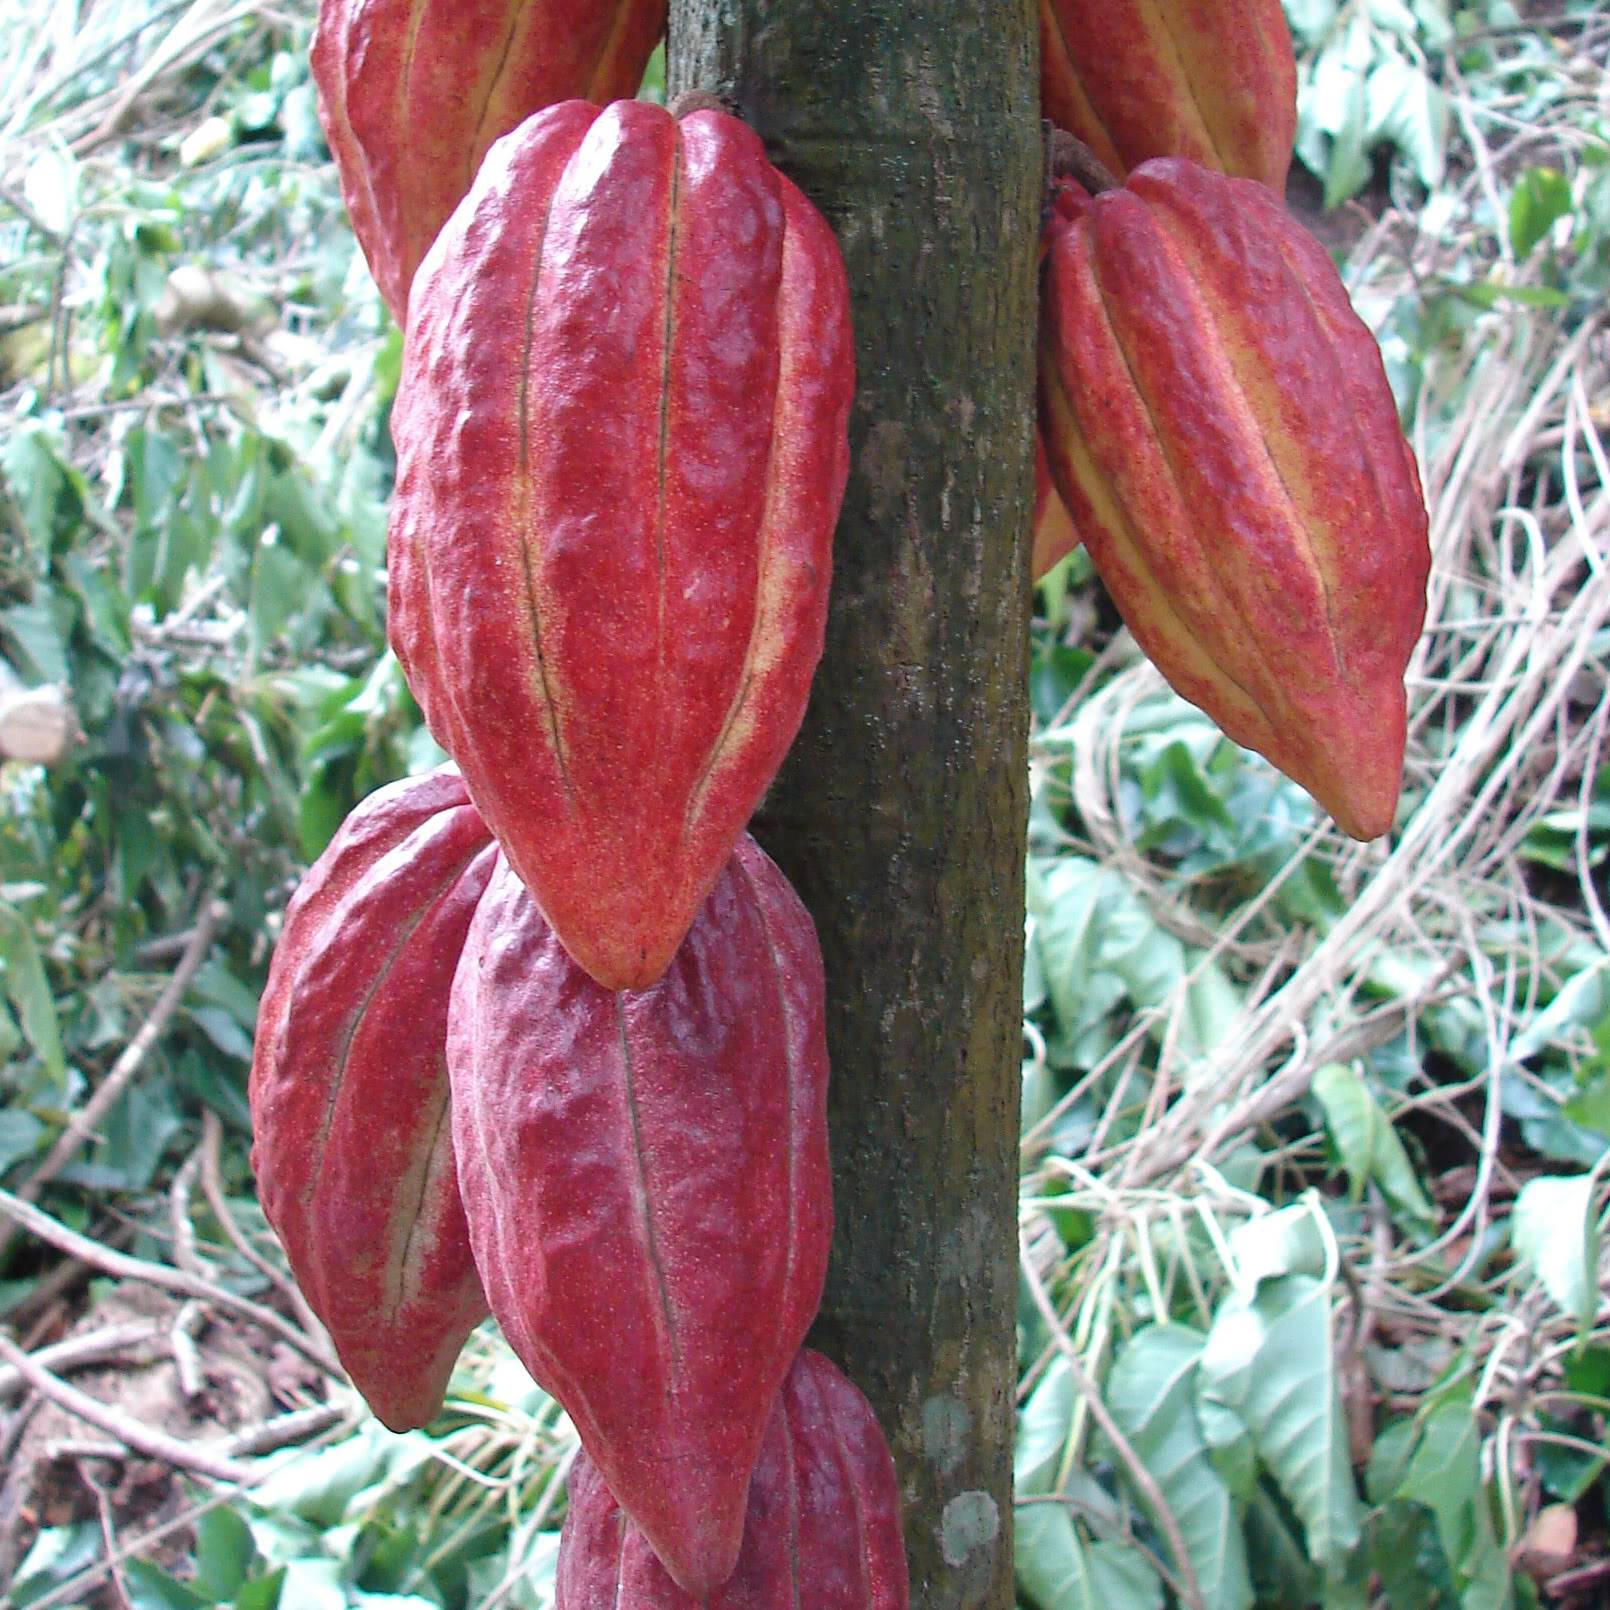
[668,8,1039,1607]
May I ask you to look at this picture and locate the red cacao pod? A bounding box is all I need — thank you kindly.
[1033,430,1081,581]
[447,836,833,1596]
[1040,0,1296,190]
[249,769,495,1431]
[390,99,854,992]
[1038,162,1429,840]
[311,0,666,319]
[556,1350,908,1610]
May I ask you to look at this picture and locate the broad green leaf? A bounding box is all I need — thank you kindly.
[1512,1173,1600,1332]
[237,1567,285,1610]
[0,422,83,568]
[1200,1276,1364,1570]
[1369,1499,1457,1610]
[274,1561,346,1610]
[1510,168,1574,260]
[1030,856,1189,1063]
[0,1109,46,1176]
[248,535,309,654]
[1284,0,1341,47]
[123,1558,209,1609]
[1197,1389,1258,1499]
[1016,1502,1165,1610]
[1105,1325,1252,1610]
[1017,1357,1074,1496]
[1312,1062,1437,1230]
[192,1506,257,1599]
[1395,1391,1512,1610]
[1246,1483,1324,1607]
[89,1077,185,1193]
[0,904,66,1095]
[1177,958,1243,1076]
[1366,56,1446,185]
[1,600,71,686]
[10,1521,102,1604]
[250,1425,398,1527]
[1511,960,1610,1063]
[1023,915,1046,1015]
[1227,1204,1328,1290]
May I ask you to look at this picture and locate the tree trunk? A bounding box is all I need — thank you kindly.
[668,12,1039,1608]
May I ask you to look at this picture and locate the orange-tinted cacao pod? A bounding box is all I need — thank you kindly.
[556,1350,908,1609]
[1039,0,1296,190]
[446,836,834,1596]
[390,100,854,991]
[311,0,666,319]
[249,769,495,1431]
[1038,162,1430,840]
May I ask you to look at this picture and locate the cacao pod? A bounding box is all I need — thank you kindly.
[1033,430,1081,581]
[556,1350,908,1610]
[390,98,854,991]
[249,768,495,1431]
[447,836,833,1596]
[1038,162,1429,841]
[1039,0,1296,191]
[311,0,666,319]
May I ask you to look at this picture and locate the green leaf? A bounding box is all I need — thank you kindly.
[1285,0,1341,48]
[11,1521,102,1605]
[1177,959,1244,1075]
[1030,856,1188,1063]
[91,1077,185,1193]
[248,535,309,655]
[1016,1507,1166,1610]
[1227,1204,1329,1289]
[1509,167,1574,260]
[1,600,71,686]
[1509,959,1610,1066]
[193,1506,257,1599]
[0,1109,46,1177]
[1105,1325,1253,1610]
[1017,1357,1074,1497]
[1394,1391,1513,1610]
[123,1558,210,1609]
[1512,1173,1600,1332]
[273,1561,346,1610]
[236,1567,285,1610]
[250,1424,399,1527]
[0,904,66,1095]
[1,422,84,568]
[1312,1063,1438,1230]
[1200,1276,1365,1570]
[1366,56,1446,186]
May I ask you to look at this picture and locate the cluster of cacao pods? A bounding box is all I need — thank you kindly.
[251,3,911,1604]
[248,1,1433,1601]
[1034,0,1431,842]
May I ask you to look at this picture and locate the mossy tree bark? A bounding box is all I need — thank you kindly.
[669,10,1039,1607]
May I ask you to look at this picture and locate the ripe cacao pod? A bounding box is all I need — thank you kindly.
[555,1350,908,1610]
[249,768,495,1431]
[1038,162,1430,840]
[311,0,666,319]
[1033,430,1081,581]
[447,836,833,1596]
[390,99,854,992]
[1039,0,1296,190]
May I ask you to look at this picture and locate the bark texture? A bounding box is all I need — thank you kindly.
[668,10,1038,1608]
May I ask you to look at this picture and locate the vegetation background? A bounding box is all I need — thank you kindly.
[0,0,1606,1605]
